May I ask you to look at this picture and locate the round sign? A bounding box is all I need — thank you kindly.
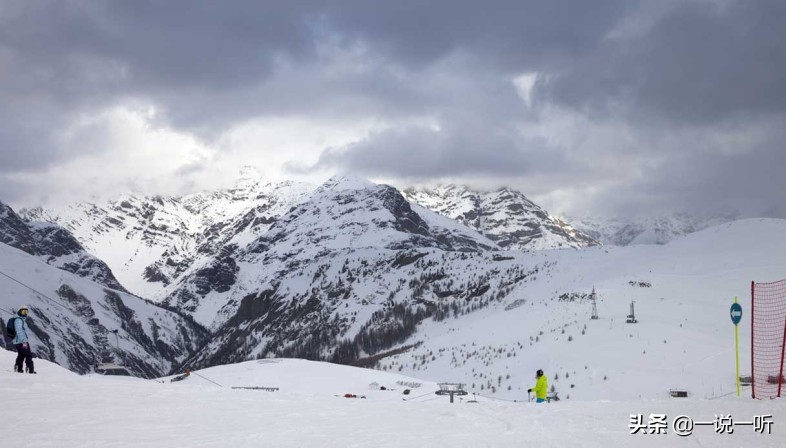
[730,303,743,326]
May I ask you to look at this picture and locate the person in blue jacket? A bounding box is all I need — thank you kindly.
[13,306,35,374]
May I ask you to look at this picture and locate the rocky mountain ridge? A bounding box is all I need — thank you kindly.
[403,185,597,251]
[21,180,314,300]
[1,201,126,292]
[21,178,595,305]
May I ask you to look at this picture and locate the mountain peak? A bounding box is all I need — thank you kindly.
[233,165,264,190]
[319,175,377,192]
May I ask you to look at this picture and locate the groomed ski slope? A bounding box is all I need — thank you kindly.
[2,351,784,447]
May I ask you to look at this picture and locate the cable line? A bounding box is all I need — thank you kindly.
[473,393,520,403]
[0,269,71,312]
[191,371,224,387]
[402,391,435,401]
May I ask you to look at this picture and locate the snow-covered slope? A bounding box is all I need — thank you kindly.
[404,185,597,250]
[1,201,126,291]
[0,241,207,376]
[180,213,786,402]
[21,179,314,300]
[0,346,78,378]
[164,358,439,399]
[2,348,783,447]
[566,213,738,246]
[365,218,786,402]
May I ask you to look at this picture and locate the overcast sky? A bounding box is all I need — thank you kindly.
[1,0,784,218]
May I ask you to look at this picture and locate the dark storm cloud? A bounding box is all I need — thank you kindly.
[602,122,786,218]
[0,0,322,153]
[0,0,628,157]
[301,113,574,178]
[0,0,785,218]
[535,0,786,124]
[320,0,629,71]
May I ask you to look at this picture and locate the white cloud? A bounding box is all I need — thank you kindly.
[512,72,538,108]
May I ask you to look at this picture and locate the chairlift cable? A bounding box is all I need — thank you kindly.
[191,371,224,387]
[402,391,435,401]
[474,393,520,403]
[0,270,70,312]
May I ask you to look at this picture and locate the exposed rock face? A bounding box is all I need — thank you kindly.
[191,246,240,296]
[0,201,36,253]
[374,185,430,237]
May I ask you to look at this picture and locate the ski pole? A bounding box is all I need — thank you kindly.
[528,391,532,402]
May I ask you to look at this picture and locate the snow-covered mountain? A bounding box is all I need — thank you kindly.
[20,179,603,307]
[15,175,602,376]
[168,176,541,367]
[1,201,126,291]
[566,213,738,246]
[0,241,207,376]
[21,179,314,300]
[403,185,597,251]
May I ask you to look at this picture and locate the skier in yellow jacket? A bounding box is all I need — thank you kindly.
[527,369,548,403]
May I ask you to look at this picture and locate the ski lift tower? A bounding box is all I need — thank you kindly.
[435,383,468,403]
[110,329,122,364]
[626,300,638,324]
[590,287,599,320]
